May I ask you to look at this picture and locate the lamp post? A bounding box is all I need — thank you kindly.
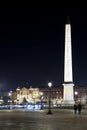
[8,90,13,104]
[40,92,43,109]
[47,82,52,114]
[74,91,78,101]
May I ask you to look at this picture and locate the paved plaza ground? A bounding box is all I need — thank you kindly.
[0,108,87,130]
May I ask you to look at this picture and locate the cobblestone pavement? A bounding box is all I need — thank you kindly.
[0,109,87,130]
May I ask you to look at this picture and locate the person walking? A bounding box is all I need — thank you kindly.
[77,102,82,115]
[74,103,77,114]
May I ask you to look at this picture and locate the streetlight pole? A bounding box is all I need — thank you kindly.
[47,82,52,114]
[40,92,43,109]
[74,91,78,102]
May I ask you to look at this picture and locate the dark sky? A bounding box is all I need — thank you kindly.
[0,8,87,91]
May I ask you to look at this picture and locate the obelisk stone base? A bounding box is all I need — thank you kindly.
[62,82,75,106]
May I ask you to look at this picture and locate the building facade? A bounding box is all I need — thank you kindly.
[1,86,87,105]
[15,87,41,104]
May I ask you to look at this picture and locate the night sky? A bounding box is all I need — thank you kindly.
[0,8,87,92]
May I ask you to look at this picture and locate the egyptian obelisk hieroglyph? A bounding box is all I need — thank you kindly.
[62,17,75,105]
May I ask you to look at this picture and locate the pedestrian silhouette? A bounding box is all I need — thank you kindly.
[74,103,77,114]
[77,102,82,115]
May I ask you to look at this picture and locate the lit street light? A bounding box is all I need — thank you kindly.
[74,91,78,101]
[47,82,52,114]
[40,92,43,109]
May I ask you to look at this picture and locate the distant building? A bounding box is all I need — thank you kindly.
[39,86,63,104]
[13,86,63,105]
[15,86,41,104]
[1,85,87,105]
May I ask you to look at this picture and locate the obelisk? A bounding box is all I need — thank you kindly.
[62,17,75,105]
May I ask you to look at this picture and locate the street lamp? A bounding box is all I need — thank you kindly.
[47,82,52,114]
[8,91,13,103]
[40,92,43,109]
[74,91,78,101]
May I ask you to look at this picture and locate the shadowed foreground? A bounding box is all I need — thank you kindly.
[0,109,87,130]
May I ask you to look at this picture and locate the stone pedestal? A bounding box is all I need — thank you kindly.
[62,83,75,106]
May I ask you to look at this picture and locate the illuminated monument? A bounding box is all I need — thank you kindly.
[62,17,75,105]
